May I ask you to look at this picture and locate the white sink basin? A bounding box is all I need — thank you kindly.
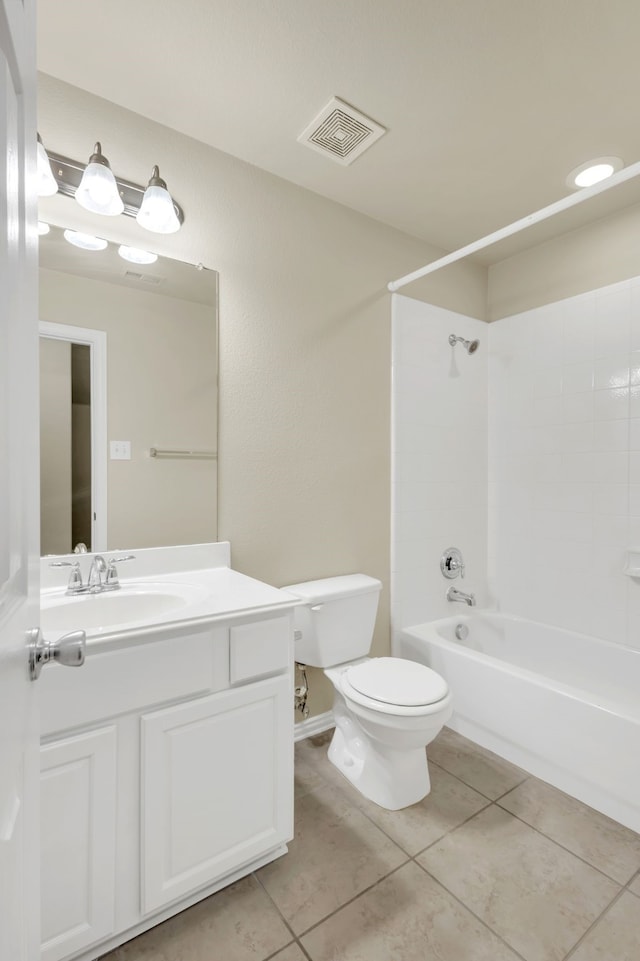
[41,582,208,634]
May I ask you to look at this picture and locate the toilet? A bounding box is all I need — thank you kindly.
[284,574,452,810]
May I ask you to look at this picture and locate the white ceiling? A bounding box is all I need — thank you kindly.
[37,0,640,258]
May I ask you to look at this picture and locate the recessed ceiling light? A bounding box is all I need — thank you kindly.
[117,245,158,265]
[63,229,108,251]
[37,221,50,235]
[566,156,623,189]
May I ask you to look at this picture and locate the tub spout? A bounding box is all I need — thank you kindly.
[446,586,476,607]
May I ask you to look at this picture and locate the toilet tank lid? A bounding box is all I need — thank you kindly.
[282,574,382,604]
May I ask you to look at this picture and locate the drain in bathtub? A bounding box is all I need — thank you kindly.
[455,623,469,640]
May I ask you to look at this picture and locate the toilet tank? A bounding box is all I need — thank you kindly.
[282,574,382,668]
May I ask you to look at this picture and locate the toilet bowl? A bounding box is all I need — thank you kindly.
[283,575,452,810]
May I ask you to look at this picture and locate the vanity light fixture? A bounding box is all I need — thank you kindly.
[566,156,623,189]
[117,245,158,265]
[75,142,124,216]
[42,144,184,232]
[136,166,181,234]
[37,134,58,197]
[37,221,51,236]
[63,229,108,251]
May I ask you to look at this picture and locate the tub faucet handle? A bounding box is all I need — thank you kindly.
[441,547,465,580]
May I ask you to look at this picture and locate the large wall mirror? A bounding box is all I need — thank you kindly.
[39,224,218,555]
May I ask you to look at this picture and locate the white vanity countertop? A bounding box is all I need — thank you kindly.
[40,542,301,653]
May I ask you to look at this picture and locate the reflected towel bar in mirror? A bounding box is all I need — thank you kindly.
[149,447,217,459]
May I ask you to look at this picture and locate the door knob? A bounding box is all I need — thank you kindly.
[28,627,86,681]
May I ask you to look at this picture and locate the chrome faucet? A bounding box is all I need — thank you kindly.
[49,553,136,595]
[87,555,108,592]
[446,585,476,607]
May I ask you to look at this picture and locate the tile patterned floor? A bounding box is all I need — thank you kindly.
[101,727,640,961]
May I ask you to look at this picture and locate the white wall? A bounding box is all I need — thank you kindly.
[488,276,640,648]
[391,295,488,636]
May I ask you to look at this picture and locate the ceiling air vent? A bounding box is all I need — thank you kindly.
[298,97,386,166]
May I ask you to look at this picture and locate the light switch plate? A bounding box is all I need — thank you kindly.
[110,440,131,460]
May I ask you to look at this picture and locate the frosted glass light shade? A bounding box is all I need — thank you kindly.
[37,137,58,197]
[76,161,124,216]
[136,167,181,234]
[74,143,124,216]
[136,184,180,234]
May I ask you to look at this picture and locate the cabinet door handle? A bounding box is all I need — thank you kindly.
[28,627,86,681]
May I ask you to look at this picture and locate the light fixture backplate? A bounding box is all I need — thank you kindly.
[47,151,185,226]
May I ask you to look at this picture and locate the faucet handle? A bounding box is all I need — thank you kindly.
[105,555,136,588]
[441,547,465,580]
[48,560,83,592]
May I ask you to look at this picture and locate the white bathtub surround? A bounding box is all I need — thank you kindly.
[391,295,489,632]
[489,277,640,649]
[393,280,640,648]
[391,285,640,833]
[399,613,640,834]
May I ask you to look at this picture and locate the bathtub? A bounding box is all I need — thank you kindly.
[397,612,640,833]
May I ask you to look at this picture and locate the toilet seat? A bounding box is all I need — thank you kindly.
[340,657,450,717]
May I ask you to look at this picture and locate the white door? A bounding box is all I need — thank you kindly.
[0,2,40,960]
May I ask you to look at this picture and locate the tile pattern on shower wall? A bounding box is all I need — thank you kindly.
[488,276,640,648]
[391,295,488,632]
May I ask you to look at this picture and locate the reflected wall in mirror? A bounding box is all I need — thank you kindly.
[39,224,218,554]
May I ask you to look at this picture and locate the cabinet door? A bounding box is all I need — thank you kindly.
[40,726,117,961]
[141,675,292,914]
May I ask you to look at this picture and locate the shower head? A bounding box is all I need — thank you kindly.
[448,333,480,355]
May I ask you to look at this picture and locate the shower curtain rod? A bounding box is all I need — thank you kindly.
[387,159,640,293]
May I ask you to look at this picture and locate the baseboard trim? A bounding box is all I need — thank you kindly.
[294,710,334,742]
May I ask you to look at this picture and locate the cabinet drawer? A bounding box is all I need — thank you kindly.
[229,616,290,684]
[41,628,228,736]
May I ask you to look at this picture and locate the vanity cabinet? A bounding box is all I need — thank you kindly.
[39,610,294,961]
[40,727,117,961]
[142,674,290,913]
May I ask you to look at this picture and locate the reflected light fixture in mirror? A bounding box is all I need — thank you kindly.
[118,245,158,265]
[75,142,124,216]
[63,230,108,251]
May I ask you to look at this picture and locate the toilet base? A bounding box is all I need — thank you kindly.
[327,707,431,810]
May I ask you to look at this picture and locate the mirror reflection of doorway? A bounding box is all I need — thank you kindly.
[39,323,107,555]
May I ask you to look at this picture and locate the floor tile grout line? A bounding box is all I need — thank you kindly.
[428,756,529,804]
[260,942,300,961]
[492,800,635,887]
[290,858,413,942]
[408,798,494,859]
[561,885,630,961]
[410,856,530,961]
[252,872,314,961]
[298,758,494,863]
[625,868,640,890]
